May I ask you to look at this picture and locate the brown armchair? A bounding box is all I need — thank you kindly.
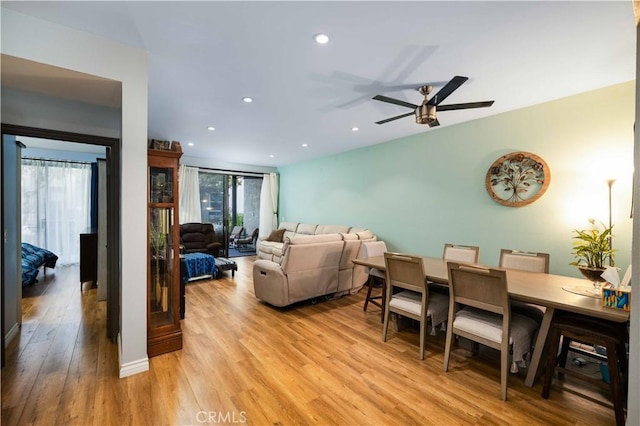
[179,223,222,257]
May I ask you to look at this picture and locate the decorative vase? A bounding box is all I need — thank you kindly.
[577,266,607,294]
[155,275,162,305]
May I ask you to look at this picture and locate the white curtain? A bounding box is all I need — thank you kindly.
[259,173,279,238]
[179,164,202,224]
[21,159,92,265]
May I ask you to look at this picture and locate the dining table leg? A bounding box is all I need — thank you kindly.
[525,307,555,387]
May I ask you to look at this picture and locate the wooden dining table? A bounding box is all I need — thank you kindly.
[352,255,630,387]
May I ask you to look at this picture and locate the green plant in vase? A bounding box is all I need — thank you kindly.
[569,218,615,293]
[150,221,166,308]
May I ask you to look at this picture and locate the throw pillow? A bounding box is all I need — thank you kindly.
[266,228,285,242]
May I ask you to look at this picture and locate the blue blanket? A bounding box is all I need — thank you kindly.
[183,252,217,281]
[22,242,58,286]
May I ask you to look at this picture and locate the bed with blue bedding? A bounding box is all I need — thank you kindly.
[21,242,58,286]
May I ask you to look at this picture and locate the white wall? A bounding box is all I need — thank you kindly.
[627,20,639,426]
[1,8,149,377]
[1,87,121,138]
[2,136,21,346]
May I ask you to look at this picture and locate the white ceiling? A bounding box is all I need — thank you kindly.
[1,1,636,167]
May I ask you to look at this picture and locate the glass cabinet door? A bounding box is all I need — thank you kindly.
[150,167,174,204]
[149,206,175,326]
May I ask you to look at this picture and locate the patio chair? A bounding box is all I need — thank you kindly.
[236,228,259,251]
[229,226,244,248]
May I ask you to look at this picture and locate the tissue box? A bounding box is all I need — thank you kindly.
[602,285,631,311]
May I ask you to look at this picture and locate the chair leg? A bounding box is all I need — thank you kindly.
[379,283,386,323]
[363,276,374,312]
[419,319,426,360]
[443,325,454,372]
[501,344,509,401]
[382,302,391,343]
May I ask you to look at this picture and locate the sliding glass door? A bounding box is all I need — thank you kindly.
[198,172,262,258]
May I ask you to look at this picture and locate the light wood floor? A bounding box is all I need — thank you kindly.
[1,257,618,425]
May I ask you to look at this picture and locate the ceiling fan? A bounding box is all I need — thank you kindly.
[372,76,494,127]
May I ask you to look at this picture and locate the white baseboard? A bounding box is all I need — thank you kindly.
[118,333,149,378]
[4,323,20,348]
[119,357,149,378]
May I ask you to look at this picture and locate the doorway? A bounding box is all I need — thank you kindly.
[1,124,121,349]
[198,171,262,258]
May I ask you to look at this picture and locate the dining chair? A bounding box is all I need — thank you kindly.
[382,252,449,360]
[499,249,549,273]
[431,244,480,291]
[361,241,388,322]
[499,249,550,324]
[434,243,480,289]
[429,244,481,329]
[443,243,480,263]
[444,262,538,400]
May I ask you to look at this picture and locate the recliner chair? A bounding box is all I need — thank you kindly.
[179,223,222,257]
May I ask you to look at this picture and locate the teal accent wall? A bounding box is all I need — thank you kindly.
[278,81,635,277]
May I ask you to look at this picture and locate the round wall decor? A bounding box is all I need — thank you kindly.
[485,151,550,207]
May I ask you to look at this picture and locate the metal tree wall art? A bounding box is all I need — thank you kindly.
[485,151,551,207]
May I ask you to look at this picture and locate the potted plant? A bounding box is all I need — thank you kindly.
[150,222,167,309]
[570,218,615,292]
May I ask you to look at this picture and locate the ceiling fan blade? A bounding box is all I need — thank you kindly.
[375,111,415,125]
[428,118,440,128]
[437,101,495,111]
[372,95,419,110]
[427,76,468,106]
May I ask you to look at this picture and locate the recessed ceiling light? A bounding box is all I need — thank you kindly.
[187,142,194,146]
[269,154,275,158]
[314,33,329,44]
[242,97,253,103]
[207,126,215,131]
[351,127,359,132]
[302,143,308,148]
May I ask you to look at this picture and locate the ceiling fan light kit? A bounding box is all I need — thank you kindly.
[416,103,437,125]
[373,75,494,127]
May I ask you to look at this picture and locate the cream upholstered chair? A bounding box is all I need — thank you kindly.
[443,243,480,263]
[382,252,449,360]
[499,249,549,273]
[361,241,388,322]
[430,244,481,327]
[430,244,480,290]
[444,262,538,401]
[433,243,480,289]
[499,249,550,324]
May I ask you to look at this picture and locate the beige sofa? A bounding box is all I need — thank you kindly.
[253,222,376,307]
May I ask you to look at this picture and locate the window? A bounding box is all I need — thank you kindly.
[21,159,92,265]
[198,171,262,257]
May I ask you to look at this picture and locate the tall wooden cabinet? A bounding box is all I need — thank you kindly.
[147,141,183,357]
